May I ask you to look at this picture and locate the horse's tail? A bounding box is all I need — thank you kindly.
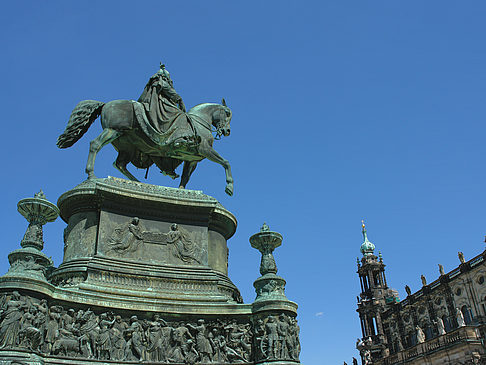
[56,100,105,148]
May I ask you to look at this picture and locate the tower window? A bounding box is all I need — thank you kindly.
[374,272,380,286]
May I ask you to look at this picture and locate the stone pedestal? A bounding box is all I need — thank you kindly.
[0,179,301,365]
[50,177,242,309]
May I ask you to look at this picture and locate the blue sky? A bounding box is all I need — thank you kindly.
[1,1,486,363]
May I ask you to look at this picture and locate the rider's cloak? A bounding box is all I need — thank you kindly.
[138,73,195,146]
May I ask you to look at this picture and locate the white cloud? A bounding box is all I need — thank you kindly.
[315,312,324,317]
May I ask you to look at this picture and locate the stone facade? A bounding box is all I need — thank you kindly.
[355,223,486,365]
[0,178,301,364]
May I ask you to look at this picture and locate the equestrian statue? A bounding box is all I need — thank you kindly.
[57,63,234,196]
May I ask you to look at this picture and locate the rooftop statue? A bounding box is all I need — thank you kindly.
[57,63,234,196]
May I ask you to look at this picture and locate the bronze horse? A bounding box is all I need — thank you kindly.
[57,99,234,195]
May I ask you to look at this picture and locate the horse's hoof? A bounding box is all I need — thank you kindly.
[87,173,96,180]
[178,185,185,190]
[225,185,234,196]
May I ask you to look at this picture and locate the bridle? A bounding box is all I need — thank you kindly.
[188,107,230,140]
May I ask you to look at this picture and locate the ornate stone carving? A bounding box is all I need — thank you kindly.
[105,219,202,265]
[7,255,51,276]
[0,291,287,363]
[254,313,300,363]
[108,217,144,253]
[362,349,372,365]
[5,192,58,281]
[166,223,201,264]
[250,224,289,303]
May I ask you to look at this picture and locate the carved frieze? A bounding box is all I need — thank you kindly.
[253,313,300,363]
[99,217,206,266]
[0,292,300,364]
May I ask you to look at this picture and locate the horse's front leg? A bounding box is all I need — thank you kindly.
[198,143,234,196]
[179,161,198,189]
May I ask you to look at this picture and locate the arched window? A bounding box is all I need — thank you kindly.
[461,305,473,325]
[374,272,380,286]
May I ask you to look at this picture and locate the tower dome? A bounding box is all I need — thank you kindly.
[360,220,375,256]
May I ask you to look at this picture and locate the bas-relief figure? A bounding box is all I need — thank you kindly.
[57,64,235,196]
[0,292,24,348]
[108,217,144,253]
[104,218,202,265]
[255,313,300,362]
[166,223,200,264]
[7,255,50,276]
[0,291,300,363]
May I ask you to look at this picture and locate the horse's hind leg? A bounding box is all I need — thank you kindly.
[86,128,120,179]
[179,161,198,189]
[113,151,140,182]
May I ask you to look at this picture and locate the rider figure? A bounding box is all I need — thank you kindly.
[138,62,186,118]
[138,63,187,179]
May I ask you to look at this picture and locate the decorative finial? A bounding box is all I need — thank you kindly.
[34,190,46,199]
[8,192,59,280]
[160,62,165,69]
[360,220,375,256]
[438,264,445,276]
[261,222,270,232]
[249,225,287,302]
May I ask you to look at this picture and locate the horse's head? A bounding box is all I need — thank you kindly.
[212,98,232,138]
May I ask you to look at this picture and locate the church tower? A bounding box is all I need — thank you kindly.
[356,221,397,360]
